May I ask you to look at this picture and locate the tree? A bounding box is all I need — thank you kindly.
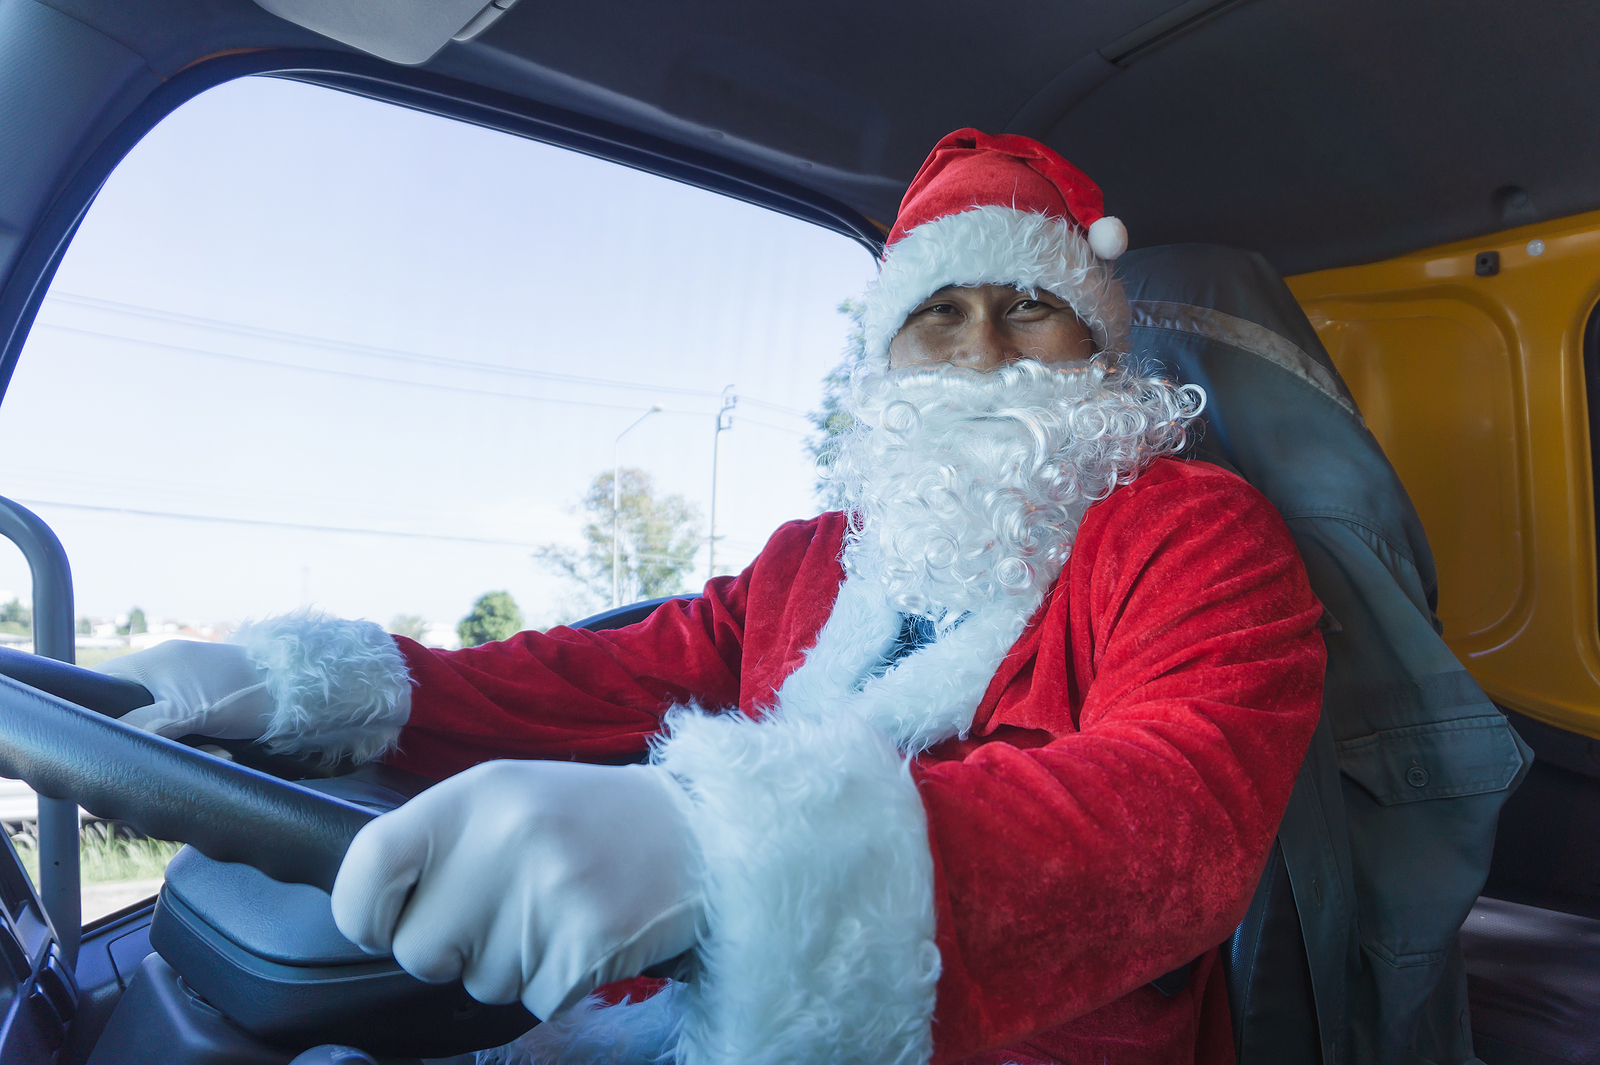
[388,614,429,641]
[803,299,867,510]
[0,598,29,637]
[116,607,147,637]
[77,616,91,636]
[457,591,524,648]
[534,468,703,610]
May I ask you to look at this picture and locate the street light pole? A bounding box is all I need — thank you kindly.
[708,386,737,581]
[614,405,662,608]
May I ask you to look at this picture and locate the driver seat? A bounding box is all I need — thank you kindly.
[1117,244,1531,1065]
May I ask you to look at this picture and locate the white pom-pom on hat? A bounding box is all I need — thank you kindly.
[1087,215,1128,260]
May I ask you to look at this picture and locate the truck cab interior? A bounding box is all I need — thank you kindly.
[0,2,1598,1064]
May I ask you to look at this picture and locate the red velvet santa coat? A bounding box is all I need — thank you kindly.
[386,458,1324,1064]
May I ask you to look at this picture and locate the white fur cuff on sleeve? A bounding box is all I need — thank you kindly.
[234,611,412,765]
[654,707,940,1065]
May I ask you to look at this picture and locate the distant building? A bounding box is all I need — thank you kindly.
[420,621,461,650]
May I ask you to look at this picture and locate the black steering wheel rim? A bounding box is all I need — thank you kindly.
[0,650,374,893]
[0,597,704,893]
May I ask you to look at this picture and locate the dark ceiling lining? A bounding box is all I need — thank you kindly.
[442,0,1185,222]
[450,0,1600,275]
[1051,0,1600,274]
[40,0,1600,276]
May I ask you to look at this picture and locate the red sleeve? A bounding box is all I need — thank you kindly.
[385,570,753,779]
[917,463,1326,1060]
[383,514,844,780]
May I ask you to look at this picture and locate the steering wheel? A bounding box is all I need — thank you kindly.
[0,647,544,1056]
[0,605,698,1054]
[0,646,373,892]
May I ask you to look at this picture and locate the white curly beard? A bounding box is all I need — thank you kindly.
[829,358,1203,623]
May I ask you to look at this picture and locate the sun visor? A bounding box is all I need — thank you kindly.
[251,0,519,65]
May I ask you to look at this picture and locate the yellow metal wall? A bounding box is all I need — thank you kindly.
[1288,211,1600,738]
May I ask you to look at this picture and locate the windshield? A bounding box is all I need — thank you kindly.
[0,74,876,919]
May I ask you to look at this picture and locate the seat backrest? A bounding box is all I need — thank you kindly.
[1117,245,1532,1065]
[1225,840,1321,1061]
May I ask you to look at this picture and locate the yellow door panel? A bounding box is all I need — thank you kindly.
[1310,301,1528,641]
[1289,210,1600,739]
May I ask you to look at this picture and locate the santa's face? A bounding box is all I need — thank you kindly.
[831,344,1197,623]
[888,283,1096,373]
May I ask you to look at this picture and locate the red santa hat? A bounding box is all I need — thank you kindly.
[861,129,1131,368]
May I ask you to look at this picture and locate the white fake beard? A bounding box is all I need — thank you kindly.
[829,358,1203,623]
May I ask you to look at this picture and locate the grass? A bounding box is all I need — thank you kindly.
[72,646,138,669]
[10,822,182,886]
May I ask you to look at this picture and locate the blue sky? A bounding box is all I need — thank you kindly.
[0,76,878,631]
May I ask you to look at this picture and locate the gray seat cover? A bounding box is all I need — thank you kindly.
[1118,244,1533,1065]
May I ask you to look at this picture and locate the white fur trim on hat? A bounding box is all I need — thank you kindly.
[860,204,1131,369]
[654,705,940,1065]
[234,610,412,765]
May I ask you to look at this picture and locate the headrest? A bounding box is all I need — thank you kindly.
[1116,244,1438,608]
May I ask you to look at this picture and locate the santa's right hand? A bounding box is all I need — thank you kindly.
[95,640,274,740]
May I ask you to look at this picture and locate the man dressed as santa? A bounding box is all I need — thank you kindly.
[102,130,1325,1065]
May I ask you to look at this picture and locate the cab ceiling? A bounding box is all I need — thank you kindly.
[51,0,1600,275]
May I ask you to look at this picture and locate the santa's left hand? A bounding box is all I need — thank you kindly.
[330,759,703,1021]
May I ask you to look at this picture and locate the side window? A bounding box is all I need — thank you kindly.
[0,76,875,920]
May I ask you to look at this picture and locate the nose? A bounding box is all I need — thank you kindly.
[952,317,1019,372]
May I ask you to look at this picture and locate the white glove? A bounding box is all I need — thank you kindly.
[95,640,273,740]
[330,759,703,1021]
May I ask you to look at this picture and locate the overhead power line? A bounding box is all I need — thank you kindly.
[44,292,726,400]
[41,292,816,419]
[14,498,543,547]
[35,323,705,417]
